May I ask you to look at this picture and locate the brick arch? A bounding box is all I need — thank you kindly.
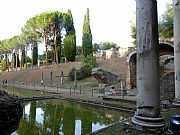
[126,41,174,89]
[159,40,174,56]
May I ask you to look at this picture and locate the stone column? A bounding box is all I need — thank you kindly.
[174,0,180,102]
[126,62,131,89]
[132,0,164,128]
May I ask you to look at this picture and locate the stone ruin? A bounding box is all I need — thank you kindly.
[0,90,23,134]
[92,67,120,86]
[160,72,175,101]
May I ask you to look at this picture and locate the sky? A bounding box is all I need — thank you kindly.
[0,0,172,52]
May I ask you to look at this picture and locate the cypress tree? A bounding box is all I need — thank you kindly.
[64,34,76,62]
[82,8,93,57]
[66,9,76,36]
[63,9,76,62]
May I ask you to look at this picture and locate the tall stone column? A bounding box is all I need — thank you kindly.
[126,61,131,89]
[132,0,164,128]
[174,0,180,103]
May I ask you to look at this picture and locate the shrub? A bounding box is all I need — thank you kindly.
[68,68,76,81]
[68,55,97,81]
[0,59,7,71]
[83,55,96,67]
[24,62,31,68]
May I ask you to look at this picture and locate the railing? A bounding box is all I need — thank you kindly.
[0,80,136,100]
[0,80,96,97]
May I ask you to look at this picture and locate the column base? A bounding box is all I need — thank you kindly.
[132,115,165,128]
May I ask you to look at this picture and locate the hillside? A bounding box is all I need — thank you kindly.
[97,57,127,76]
[1,57,127,89]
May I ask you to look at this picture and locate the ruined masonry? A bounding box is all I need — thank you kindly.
[92,67,120,85]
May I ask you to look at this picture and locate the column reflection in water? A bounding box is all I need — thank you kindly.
[75,120,81,135]
[14,99,131,135]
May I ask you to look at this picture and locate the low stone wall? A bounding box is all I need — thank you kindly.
[160,72,175,101]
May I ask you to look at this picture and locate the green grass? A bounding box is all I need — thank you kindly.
[63,77,99,91]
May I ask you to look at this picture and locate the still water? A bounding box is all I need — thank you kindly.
[6,88,131,135]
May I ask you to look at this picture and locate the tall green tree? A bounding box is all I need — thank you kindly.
[32,42,38,65]
[63,9,76,62]
[130,3,173,47]
[21,45,26,67]
[64,9,76,36]
[159,4,173,39]
[0,10,77,68]
[22,17,40,67]
[64,34,76,61]
[130,21,136,47]
[19,33,32,69]
[50,12,64,64]
[82,8,93,57]
[34,12,53,67]
[11,36,22,70]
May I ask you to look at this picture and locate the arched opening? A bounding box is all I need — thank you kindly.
[127,42,174,89]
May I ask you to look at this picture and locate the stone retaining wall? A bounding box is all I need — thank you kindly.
[160,72,175,101]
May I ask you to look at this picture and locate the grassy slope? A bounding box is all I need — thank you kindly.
[1,57,127,90]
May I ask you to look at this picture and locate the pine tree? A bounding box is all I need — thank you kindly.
[32,42,38,65]
[82,8,93,57]
[21,46,26,67]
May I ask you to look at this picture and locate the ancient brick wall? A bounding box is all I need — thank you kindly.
[160,56,174,77]
[160,72,175,101]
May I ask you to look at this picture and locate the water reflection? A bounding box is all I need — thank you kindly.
[12,99,131,135]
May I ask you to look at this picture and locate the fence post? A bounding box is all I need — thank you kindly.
[26,83,27,88]
[44,84,45,90]
[122,89,126,99]
[41,72,44,85]
[57,84,58,91]
[61,71,64,88]
[34,82,35,89]
[74,68,77,91]
[92,86,93,97]
[50,71,52,86]
[70,86,71,95]
[13,81,14,88]
[80,85,81,94]
[74,85,76,93]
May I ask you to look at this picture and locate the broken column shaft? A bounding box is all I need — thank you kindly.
[132,0,164,128]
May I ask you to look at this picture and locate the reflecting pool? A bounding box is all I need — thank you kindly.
[6,88,132,135]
